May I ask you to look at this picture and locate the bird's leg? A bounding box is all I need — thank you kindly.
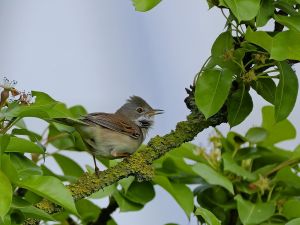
[93,155,100,176]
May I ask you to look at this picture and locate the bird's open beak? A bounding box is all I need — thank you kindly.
[147,109,164,116]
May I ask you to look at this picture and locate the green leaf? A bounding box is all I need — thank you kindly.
[153,176,194,217]
[131,0,161,12]
[274,15,300,32]
[11,197,55,221]
[89,184,116,199]
[245,28,273,52]
[282,199,300,219]
[4,136,44,154]
[195,68,232,118]
[245,127,268,144]
[17,175,78,215]
[53,153,84,178]
[113,191,143,212]
[76,199,100,223]
[211,32,244,74]
[11,129,42,142]
[224,0,261,22]
[286,218,300,225]
[222,153,257,181]
[0,170,12,218]
[235,195,275,224]
[195,207,221,225]
[1,154,18,183]
[69,105,87,118]
[192,163,234,194]
[274,61,298,122]
[227,84,253,127]
[274,167,300,189]
[0,134,10,168]
[10,154,43,179]
[271,30,300,61]
[261,106,296,145]
[251,78,276,104]
[256,0,275,27]
[123,181,155,205]
[119,176,135,194]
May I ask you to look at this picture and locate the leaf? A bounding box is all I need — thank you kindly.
[131,0,161,12]
[211,31,234,58]
[11,197,55,221]
[69,105,87,118]
[113,191,143,212]
[224,0,261,22]
[153,176,194,217]
[256,0,274,27]
[245,127,268,144]
[274,15,300,32]
[274,61,298,122]
[271,30,300,61]
[89,184,116,199]
[76,199,100,223]
[195,68,233,118]
[0,134,10,168]
[195,207,221,225]
[274,167,300,189]
[286,218,300,225]
[0,170,12,217]
[222,153,257,181]
[53,153,84,178]
[119,176,135,194]
[11,129,42,142]
[227,84,253,127]
[245,28,273,52]
[10,154,43,179]
[261,106,296,145]
[4,136,44,154]
[235,195,275,224]
[251,78,276,104]
[17,175,78,215]
[192,163,234,194]
[123,181,155,205]
[1,154,19,183]
[282,199,300,219]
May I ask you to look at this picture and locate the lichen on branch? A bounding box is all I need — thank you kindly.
[24,86,228,224]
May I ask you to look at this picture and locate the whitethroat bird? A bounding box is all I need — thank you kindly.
[57,96,163,174]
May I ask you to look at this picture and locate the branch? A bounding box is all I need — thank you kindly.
[88,197,118,225]
[24,86,228,224]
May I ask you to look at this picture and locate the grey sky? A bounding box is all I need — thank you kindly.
[0,1,299,225]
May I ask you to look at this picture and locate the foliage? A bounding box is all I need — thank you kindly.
[0,0,300,225]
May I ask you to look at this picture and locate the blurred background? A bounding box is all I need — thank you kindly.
[0,1,299,224]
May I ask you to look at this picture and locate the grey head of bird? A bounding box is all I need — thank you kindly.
[115,96,163,130]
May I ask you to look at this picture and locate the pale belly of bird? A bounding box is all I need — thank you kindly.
[77,125,143,159]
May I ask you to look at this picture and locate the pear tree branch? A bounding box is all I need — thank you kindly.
[24,86,228,224]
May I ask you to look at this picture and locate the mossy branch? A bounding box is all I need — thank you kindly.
[24,86,228,225]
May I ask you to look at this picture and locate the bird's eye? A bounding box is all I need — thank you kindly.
[136,107,144,113]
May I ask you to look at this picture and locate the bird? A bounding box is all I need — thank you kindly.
[56,96,163,174]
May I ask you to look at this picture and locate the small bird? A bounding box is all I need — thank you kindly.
[58,96,163,174]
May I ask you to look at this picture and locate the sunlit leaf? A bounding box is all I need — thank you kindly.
[195,207,221,225]
[261,106,296,145]
[274,15,300,32]
[17,175,78,215]
[0,170,12,217]
[4,136,44,154]
[131,0,161,12]
[256,0,274,27]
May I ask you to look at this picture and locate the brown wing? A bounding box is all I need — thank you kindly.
[81,112,141,139]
